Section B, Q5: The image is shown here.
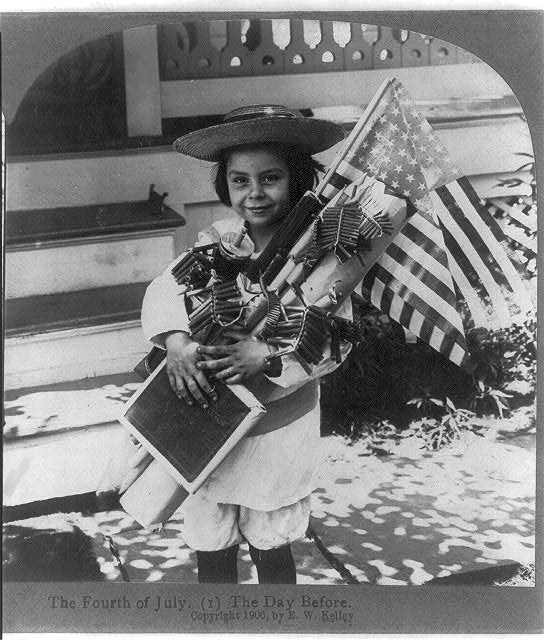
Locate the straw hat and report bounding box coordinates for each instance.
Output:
[174,104,344,161]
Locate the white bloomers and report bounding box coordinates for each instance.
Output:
[182,493,311,551]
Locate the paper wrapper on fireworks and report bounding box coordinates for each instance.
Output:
[292,194,408,313]
[120,459,189,531]
[248,187,410,338]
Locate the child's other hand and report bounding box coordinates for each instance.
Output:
[196,330,270,384]
[164,331,218,408]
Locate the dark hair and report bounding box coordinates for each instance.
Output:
[212,143,324,208]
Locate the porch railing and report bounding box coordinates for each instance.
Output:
[157,19,479,81]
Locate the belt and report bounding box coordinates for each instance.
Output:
[247,380,319,437]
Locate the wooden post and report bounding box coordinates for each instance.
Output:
[123,25,162,137]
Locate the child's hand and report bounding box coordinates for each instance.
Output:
[196,330,271,384]
[164,331,218,408]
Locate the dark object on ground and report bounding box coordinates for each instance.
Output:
[426,562,528,586]
[306,524,359,584]
[3,490,121,523]
[3,523,103,581]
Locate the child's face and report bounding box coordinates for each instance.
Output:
[226,148,291,232]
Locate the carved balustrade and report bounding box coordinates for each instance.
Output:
[158,20,479,81]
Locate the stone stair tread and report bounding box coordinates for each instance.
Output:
[5,282,149,336]
[4,371,143,439]
[6,198,185,246]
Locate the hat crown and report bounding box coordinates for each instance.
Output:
[223,104,300,124]
[174,103,344,161]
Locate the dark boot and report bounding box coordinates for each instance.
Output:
[248,543,296,584]
[196,544,239,583]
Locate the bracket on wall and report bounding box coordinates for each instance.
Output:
[148,184,169,216]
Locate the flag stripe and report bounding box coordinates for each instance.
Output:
[400,218,450,269]
[380,277,395,314]
[447,179,533,314]
[394,225,455,286]
[390,296,467,366]
[378,252,465,334]
[399,299,415,328]
[433,325,455,358]
[432,191,511,324]
[442,247,490,328]
[502,225,537,253]
[450,342,469,368]
[334,159,368,188]
[457,177,505,241]
[384,241,459,309]
[389,288,406,322]
[419,315,437,345]
[368,275,386,312]
[489,197,537,233]
[408,307,425,337]
[367,262,467,345]
[435,184,514,295]
[438,223,496,313]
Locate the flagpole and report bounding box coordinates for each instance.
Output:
[314,77,396,199]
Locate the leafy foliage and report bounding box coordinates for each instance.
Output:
[403,402,477,450]
[320,300,473,438]
[469,380,512,418]
[320,300,536,444]
[465,310,536,389]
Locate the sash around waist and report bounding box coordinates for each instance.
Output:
[247,380,319,437]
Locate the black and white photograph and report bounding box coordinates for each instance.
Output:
[2,8,542,634]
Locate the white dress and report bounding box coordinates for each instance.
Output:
[141,217,351,511]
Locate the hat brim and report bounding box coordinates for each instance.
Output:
[173,116,344,161]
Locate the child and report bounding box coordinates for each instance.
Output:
[141,104,351,584]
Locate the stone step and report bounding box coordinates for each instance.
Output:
[5,188,183,246]
[5,282,148,336]
[4,372,142,506]
[4,317,151,389]
[5,229,177,299]
[5,189,184,299]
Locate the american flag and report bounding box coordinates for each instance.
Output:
[317,78,533,367]
[431,178,533,327]
[319,78,460,214]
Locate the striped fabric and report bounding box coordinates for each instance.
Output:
[488,198,537,254]
[361,178,534,367]
[363,211,470,367]
[432,178,533,327]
